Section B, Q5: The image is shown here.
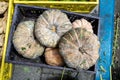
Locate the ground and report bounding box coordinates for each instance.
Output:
[112,0,120,80]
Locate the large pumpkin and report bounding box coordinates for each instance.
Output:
[59,28,100,70]
[35,9,72,48]
[13,20,44,59]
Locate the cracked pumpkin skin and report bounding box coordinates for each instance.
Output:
[59,28,100,70]
[13,20,44,59]
[35,9,72,48]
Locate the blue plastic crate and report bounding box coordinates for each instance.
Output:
[6,4,99,78]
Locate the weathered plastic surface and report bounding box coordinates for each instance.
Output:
[0,0,13,80]
[12,65,95,80]
[13,0,98,13]
[6,4,99,75]
[8,1,100,80]
[95,0,115,80]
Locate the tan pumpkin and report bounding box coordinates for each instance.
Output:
[35,9,72,48]
[0,10,8,59]
[45,48,64,66]
[0,2,8,14]
[59,28,100,70]
[0,11,7,34]
[72,18,93,33]
[0,34,4,47]
[13,20,44,59]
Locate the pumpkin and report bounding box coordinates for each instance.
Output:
[0,10,7,59]
[13,20,45,59]
[0,11,7,34]
[0,2,8,15]
[72,18,93,33]
[35,9,72,48]
[0,34,4,46]
[45,48,64,66]
[59,28,100,70]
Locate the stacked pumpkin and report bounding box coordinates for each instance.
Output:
[0,1,8,60]
[13,9,100,70]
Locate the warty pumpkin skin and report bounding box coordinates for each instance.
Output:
[13,20,45,59]
[35,9,72,48]
[59,28,100,70]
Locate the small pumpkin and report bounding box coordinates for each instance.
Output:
[72,18,93,33]
[45,48,64,66]
[13,20,45,59]
[35,9,72,48]
[59,28,100,70]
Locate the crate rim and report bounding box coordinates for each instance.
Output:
[15,3,100,19]
[13,0,99,13]
[6,59,96,74]
[14,0,99,4]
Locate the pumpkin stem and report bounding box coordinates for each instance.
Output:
[79,47,87,55]
[52,26,56,32]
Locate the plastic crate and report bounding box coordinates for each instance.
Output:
[6,4,99,76]
[13,0,99,13]
[0,0,13,80]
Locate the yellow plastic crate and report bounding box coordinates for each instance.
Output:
[0,0,13,80]
[13,0,98,13]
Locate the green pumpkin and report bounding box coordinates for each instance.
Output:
[35,9,72,48]
[59,28,100,70]
[13,20,45,59]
